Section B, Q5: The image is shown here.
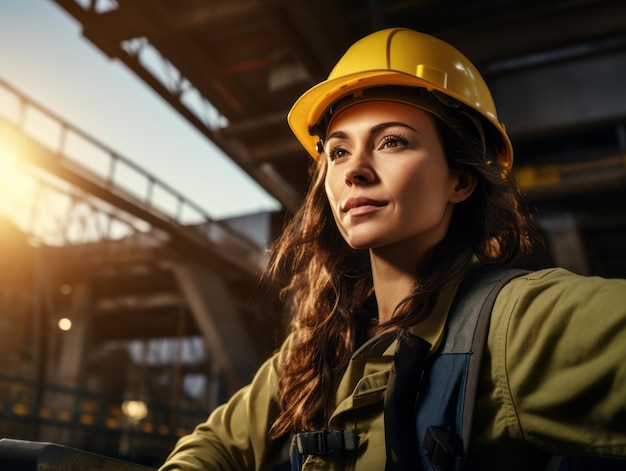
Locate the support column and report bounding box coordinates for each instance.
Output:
[41,281,91,443]
[170,260,260,393]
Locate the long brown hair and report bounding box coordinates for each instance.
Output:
[266,91,535,438]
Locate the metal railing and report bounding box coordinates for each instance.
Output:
[0,373,209,467]
[0,77,267,269]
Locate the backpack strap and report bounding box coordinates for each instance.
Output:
[456,265,529,457]
[385,331,432,471]
[422,264,529,470]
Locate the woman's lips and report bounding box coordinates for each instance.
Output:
[342,197,386,216]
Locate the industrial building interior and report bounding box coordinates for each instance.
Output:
[0,0,625,467]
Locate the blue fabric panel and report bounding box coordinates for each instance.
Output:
[415,353,470,470]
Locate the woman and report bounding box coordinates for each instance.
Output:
[158,28,626,471]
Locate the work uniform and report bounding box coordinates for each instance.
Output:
[158,268,626,470]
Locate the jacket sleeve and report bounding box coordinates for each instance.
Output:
[157,337,292,471]
[489,268,626,457]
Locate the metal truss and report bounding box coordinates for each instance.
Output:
[0,77,265,272]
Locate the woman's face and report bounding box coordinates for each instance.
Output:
[324,101,471,254]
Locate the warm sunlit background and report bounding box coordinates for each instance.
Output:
[0,0,280,231]
[0,2,285,466]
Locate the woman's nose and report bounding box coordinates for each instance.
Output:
[344,154,375,186]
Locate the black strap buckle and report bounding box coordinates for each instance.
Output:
[423,426,463,471]
[295,429,359,456]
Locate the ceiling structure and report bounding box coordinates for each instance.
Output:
[52,0,626,277]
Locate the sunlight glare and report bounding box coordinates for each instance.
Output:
[0,140,19,184]
[0,138,38,232]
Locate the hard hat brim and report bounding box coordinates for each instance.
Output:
[287,70,513,169]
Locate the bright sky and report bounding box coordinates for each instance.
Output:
[0,0,281,220]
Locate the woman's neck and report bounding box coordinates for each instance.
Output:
[369,248,424,324]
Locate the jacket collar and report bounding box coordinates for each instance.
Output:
[351,281,461,361]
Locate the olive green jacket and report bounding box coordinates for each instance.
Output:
[158,268,626,470]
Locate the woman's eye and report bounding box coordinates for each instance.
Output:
[327,146,348,161]
[380,134,409,150]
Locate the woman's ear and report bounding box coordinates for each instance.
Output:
[449,169,477,203]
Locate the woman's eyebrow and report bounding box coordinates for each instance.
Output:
[326,130,348,141]
[370,121,418,134]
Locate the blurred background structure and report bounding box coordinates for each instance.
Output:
[0,0,625,467]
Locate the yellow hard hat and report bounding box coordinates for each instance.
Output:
[288,27,513,169]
